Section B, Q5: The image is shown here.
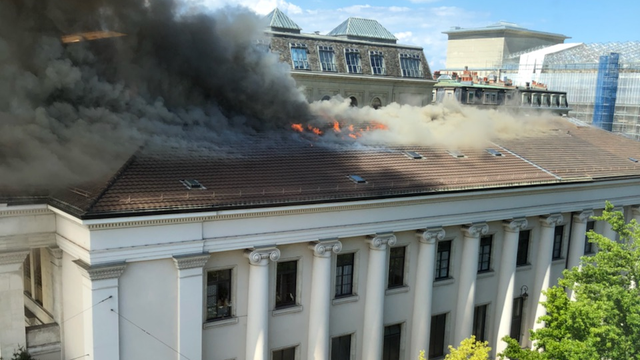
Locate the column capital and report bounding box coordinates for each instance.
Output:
[47,246,63,260]
[245,246,280,266]
[172,253,210,270]
[73,260,126,281]
[573,210,594,223]
[309,239,342,258]
[0,250,29,266]
[416,228,445,244]
[366,233,396,250]
[462,223,488,238]
[503,218,528,233]
[631,206,640,216]
[539,214,564,228]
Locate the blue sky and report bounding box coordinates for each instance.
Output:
[201,0,639,69]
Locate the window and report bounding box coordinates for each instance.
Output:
[429,314,446,358]
[552,226,564,259]
[435,241,451,280]
[467,92,475,104]
[371,97,382,110]
[478,236,492,273]
[473,304,488,342]
[331,334,352,360]
[276,261,297,308]
[254,39,270,53]
[388,247,406,288]
[483,92,498,104]
[345,49,361,74]
[516,230,530,266]
[206,269,232,321]
[510,297,524,342]
[400,53,422,78]
[335,253,355,298]
[273,347,296,360]
[584,221,596,254]
[383,324,401,360]
[290,44,309,70]
[370,51,385,75]
[319,46,336,72]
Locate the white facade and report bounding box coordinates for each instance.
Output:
[2,180,640,360]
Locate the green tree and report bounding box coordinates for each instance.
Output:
[499,202,640,360]
[11,346,36,360]
[445,336,491,360]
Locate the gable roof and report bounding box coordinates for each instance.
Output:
[327,17,397,43]
[265,8,301,33]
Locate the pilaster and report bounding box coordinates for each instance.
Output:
[0,251,29,360]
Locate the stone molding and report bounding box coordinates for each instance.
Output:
[172,253,210,270]
[309,239,342,258]
[47,246,63,260]
[245,246,281,265]
[462,223,489,238]
[539,213,564,228]
[502,218,528,233]
[366,233,397,250]
[416,228,445,244]
[73,260,126,281]
[631,206,640,216]
[0,250,30,266]
[573,210,594,223]
[0,207,52,218]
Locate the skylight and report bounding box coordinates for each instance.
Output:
[447,150,466,158]
[404,151,424,160]
[348,175,367,184]
[181,179,205,190]
[486,149,504,157]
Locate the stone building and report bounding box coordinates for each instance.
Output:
[264,9,436,107]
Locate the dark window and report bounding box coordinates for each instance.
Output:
[435,241,451,280]
[290,47,309,70]
[473,304,488,342]
[335,253,355,298]
[319,46,336,72]
[584,221,595,254]
[206,269,232,321]
[370,51,385,75]
[400,54,422,77]
[331,334,351,360]
[383,324,401,360]
[276,261,297,308]
[552,226,564,259]
[510,297,524,341]
[516,230,530,266]
[388,247,406,288]
[273,347,296,360]
[429,314,446,358]
[478,236,492,272]
[345,51,361,73]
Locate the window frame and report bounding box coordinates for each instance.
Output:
[516,230,531,266]
[289,43,310,70]
[205,267,234,322]
[335,252,355,298]
[275,260,298,309]
[272,346,297,360]
[344,49,362,74]
[435,240,452,280]
[369,51,385,75]
[399,53,422,78]
[510,297,524,342]
[387,246,406,289]
[429,313,447,358]
[477,235,493,273]
[318,45,337,72]
[472,304,489,342]
[331,333,353,360]
[382,323,402,360]
[584,221,596,254]
[552,225,565,260]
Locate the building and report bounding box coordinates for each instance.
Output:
[264,9,436,107]
[2,119,640,360]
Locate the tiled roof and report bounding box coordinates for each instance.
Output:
[327,18,397,41]
[264,8,301,31]
[4,119,638,219]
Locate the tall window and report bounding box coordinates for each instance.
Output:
[388,247,406,288]
[331,334,351,360]
[345,49,361,74]
[276,260,297,308]
[369,51,385,75]
[335,253,355,298]
[510,297,524,342]
[584,221,596,254]
[478,235,492,272]
[383,324,401,360]
[516,230,530,266]
[206,269,232,321]
[552,225,564,259]
[290,43,309,70]
[429,314,446,358]
[400,54,422,78]
[319,46,336,72]
[273,347,296,360]
[473,304,488,342]
[436,241,451,280]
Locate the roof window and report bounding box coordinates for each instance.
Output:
[404,151,424,160]
[447,150,466,158]
[181,179,205,190]
[348,175,367,184]
[486,148,504,157]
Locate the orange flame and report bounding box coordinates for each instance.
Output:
[332,121,341,132]
[291,123,304,132]
[308,125,323,135]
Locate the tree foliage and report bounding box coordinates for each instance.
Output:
[11,347,36,360]
[499,202,640,360]
[445,335,491,360]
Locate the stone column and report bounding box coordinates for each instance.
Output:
[74,260,126,360]
[362,233,396,360]
[173,253,211,360]
[454,223,488,346]
[410,228,445,360]
[567,210,594,270]
[531,214,563,333]
[47,247,64,324]
[494,218,527,356]
[0,251,29,360]
[632,206,640,224]
[245,247,280,360]
[307,239,342,360]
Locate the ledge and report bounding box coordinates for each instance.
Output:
[385,286,410,296]
[476,270,495,279]
[272,304,303,316]
[433,278,455,287]
[332,295,359,305]
[552,258,566,265]
[203,317,239,329]
[516,264,532,272]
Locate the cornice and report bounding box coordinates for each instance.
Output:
[462,223,489,238]
[172,253,210,270]
[0,250,30,266]
[309,239,342,258]
[73,260,126,281]
[416,228,445,244]
[0,207,53,218]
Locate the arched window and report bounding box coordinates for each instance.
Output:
[349,96,358,107]
[321,95,331,101]
[371,97,382,109]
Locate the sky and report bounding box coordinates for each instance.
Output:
[198,0,639,69]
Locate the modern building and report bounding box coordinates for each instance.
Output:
[2,119,640,360]
[264,9,436,107]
